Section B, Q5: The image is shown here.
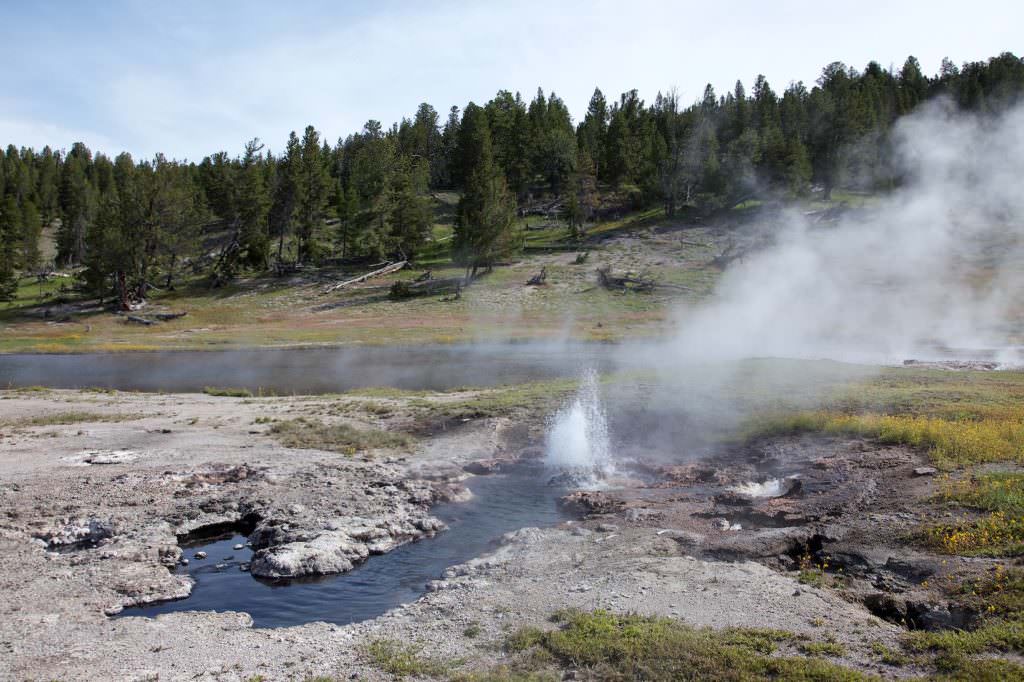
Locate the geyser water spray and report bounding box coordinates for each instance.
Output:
[544,368,614,483]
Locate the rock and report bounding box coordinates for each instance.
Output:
[558,491,625,515]
[664,530,704,546]
[863,593,908,624]
[249,531,371,579]
[715,518,731,531]
[194,551,207,560]
[624,507,663,522]
[596,523,618,533]
[707,527,815,561]
[233,543,244,550]
[906,601,979,631]
[884,557,939,582]
[714,491,753,506]
[913,466,938,476]
[40,518,115,548]
[180,558,189,566]
[463,459,504,475]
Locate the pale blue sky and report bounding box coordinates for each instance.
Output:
[1,0,1020,161]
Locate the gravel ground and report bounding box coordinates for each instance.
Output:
[0,389,910,680]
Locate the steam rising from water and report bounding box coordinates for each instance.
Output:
[545,369,614,483]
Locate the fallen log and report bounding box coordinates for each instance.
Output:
[324,261,407,293]
[152,311,188,321]
[123,315,156,326]
[596,267,655,293]
[390,276,464,300]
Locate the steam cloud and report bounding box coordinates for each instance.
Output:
[668,100,1024,367]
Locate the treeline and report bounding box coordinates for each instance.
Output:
[1,52,1022,302]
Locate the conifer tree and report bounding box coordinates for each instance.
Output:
[295,125,329,263]
[19,200,42,270]
[452,107,517,279]
[0,196,20,299]
[237,139,270,268]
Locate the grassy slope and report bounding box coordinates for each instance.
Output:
[0,204,721,353]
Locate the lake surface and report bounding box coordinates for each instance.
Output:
[0,342,635,394]
[118,471,572,628]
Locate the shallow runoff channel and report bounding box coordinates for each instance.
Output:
[120,472,572,628]
[0,342,641,394]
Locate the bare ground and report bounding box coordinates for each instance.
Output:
[0,388,973,680]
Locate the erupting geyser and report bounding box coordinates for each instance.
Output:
[544,369,614,484]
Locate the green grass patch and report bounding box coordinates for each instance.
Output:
[269,417,411,454]
[938,472,1024,515]
[800,640,847,657]
[904,618,1024,674]
[501,610,870,681]
[869,642,910,666]
[202,386,254,398]
[364,639,449,678]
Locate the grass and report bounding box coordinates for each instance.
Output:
[743,411,1024,470]
[924,473,1024,556]
[406,378,579,428]
[202,386,254,398]
[1,411,141,428]
[954,565,1024,619]
[937,472,1024,515]
[904,619,1024,673]
[0,205,705,353]
[364,639,449,678]
[736,367,1024,470]
[498,610,870,681]
[923,512,1024,557]
[869,642,910,666]
[799,640,847,657]
[268,417,411,454]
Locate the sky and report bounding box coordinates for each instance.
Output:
[1,0,1020,162]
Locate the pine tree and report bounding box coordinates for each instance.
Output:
[578,88,609,180]
[440,106,461,188]
[57,143,95,265]
[0,196,20,299]
[388,157,432,259]
[237,139,270,269]
[81,190,118,299]
[295,125,329,263]
[270,132,301,263]
[564,148,598,237]
[19,200,42,270]
[452,108,517,279]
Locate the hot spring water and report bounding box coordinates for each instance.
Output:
[120,369,617,627]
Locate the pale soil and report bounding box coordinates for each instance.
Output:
[0,389,911,681]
